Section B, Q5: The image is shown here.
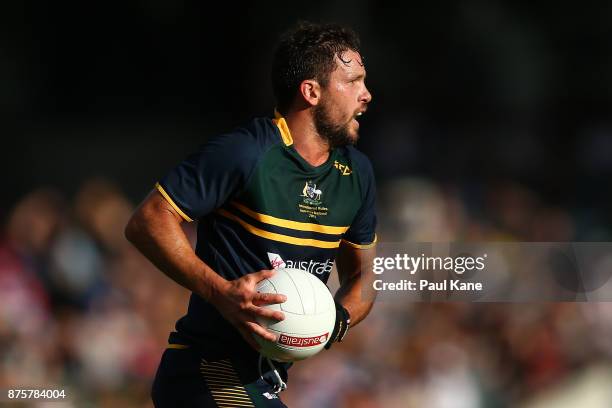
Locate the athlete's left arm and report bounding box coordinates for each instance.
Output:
[334,242,377,327]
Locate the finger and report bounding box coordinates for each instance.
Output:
[249,305,285,321]
[249,269,276,283]
[253,292,287,305]
[246,321,278,342]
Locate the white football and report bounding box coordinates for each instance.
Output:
[254,267,336,362]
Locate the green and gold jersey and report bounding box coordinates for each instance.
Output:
[157,112,377,347]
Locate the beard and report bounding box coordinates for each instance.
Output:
[313,99,358,148]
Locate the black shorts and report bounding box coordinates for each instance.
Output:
[151,343,290,408]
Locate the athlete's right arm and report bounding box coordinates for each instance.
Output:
[124,189,285,350]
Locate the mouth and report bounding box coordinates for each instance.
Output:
[352,109,366,127]
[354,107,367,120]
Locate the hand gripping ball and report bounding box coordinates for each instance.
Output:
[254,267,336,362]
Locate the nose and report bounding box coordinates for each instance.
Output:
[360,85,372,104]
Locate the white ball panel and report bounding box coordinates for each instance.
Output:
[254,267,336,362]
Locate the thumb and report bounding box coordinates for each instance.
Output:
[250,269,276,283]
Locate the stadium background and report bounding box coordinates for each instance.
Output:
[2,1,612,406]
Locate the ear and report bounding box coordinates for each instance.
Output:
[299,79,321,107]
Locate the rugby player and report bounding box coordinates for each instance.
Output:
[125,21,376,407]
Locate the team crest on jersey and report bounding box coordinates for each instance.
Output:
[301,181,323,206]
[298,181,329,219]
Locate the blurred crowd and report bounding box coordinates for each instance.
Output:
[2,177,612,407]
[285,177,612,408]
[0,180,190,407]
[3,0,611,406]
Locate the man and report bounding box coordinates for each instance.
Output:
[125,21,376,407]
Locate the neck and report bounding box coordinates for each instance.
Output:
[283,109,330,167]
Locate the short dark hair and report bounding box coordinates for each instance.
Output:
[271,21,361,114]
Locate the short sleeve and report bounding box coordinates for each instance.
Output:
[342,155,377,248]
[157,130,259,222]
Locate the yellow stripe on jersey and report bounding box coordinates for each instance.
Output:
[273,110,293,146]
[230,201,349,235]
[217,209,341,249]
[155,182,194,222]
[166,343,189,349]
[341,233,378,249]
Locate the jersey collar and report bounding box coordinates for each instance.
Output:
[273,110,294,146]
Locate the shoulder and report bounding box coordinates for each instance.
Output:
[188,117,282,174]
[336,145,375,181]
[208,117,281,154]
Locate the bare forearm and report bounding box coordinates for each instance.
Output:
[125,193,228,301]
[335,277,374,327]
[125,191,287,350]
[335,244,377,328]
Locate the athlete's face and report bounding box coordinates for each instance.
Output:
[314,49,372,147]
